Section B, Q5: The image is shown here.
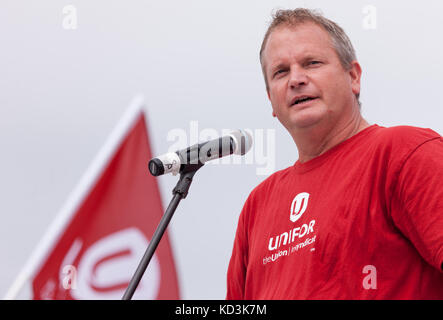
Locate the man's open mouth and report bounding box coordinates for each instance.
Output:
[291,96,318,106]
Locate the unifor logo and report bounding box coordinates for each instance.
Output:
[290,192,310,222]
[63,228,161,300]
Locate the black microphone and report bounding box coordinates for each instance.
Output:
[148,129,253,176]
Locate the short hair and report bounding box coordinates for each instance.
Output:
[259,8,361,106]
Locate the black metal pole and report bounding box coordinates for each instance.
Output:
[122,170,197,300]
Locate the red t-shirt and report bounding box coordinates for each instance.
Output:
[226,124,443,299]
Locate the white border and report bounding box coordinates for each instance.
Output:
[4,95,146,300]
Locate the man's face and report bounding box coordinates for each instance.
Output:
[262,22,361,132]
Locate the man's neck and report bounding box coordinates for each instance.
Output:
[292,114,370,164]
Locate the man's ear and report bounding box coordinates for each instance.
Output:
[349,60,362,97]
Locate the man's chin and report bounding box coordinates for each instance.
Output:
[285,103,327,126]
[286,112,325,130]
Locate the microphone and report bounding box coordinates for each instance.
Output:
[148,129,253,176]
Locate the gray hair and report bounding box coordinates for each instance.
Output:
[259,8,361,106]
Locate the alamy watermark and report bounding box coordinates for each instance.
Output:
[362,5,377,30]
[166,121,275,176]
[62,265,77,290]
[62,5,78,30]
[362,264,377,290]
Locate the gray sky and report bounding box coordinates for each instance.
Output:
[1,0,442,299]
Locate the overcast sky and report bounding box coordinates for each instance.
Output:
[1,0,442,299]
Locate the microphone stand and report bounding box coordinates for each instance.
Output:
[122,166,201,300]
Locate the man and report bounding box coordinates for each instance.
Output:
[226,8,443,299]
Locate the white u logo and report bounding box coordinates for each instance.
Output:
[290,192,310,222]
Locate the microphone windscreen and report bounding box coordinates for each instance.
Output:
[229,129,253,155]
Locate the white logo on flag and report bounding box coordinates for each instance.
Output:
[290,192,310,223]
[68,228,160,300]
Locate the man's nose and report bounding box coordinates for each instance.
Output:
[288,67,308,89]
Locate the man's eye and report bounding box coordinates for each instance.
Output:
[274,69,287,77]
[308,61,321,65]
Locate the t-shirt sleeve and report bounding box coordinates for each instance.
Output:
[391,136,443,272]
[226,195,252,300]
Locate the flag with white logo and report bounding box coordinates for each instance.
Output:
[5,96,180,300]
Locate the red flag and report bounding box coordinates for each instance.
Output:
[6,97,180,299]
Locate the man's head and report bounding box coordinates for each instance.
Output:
[260,9,362,132]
